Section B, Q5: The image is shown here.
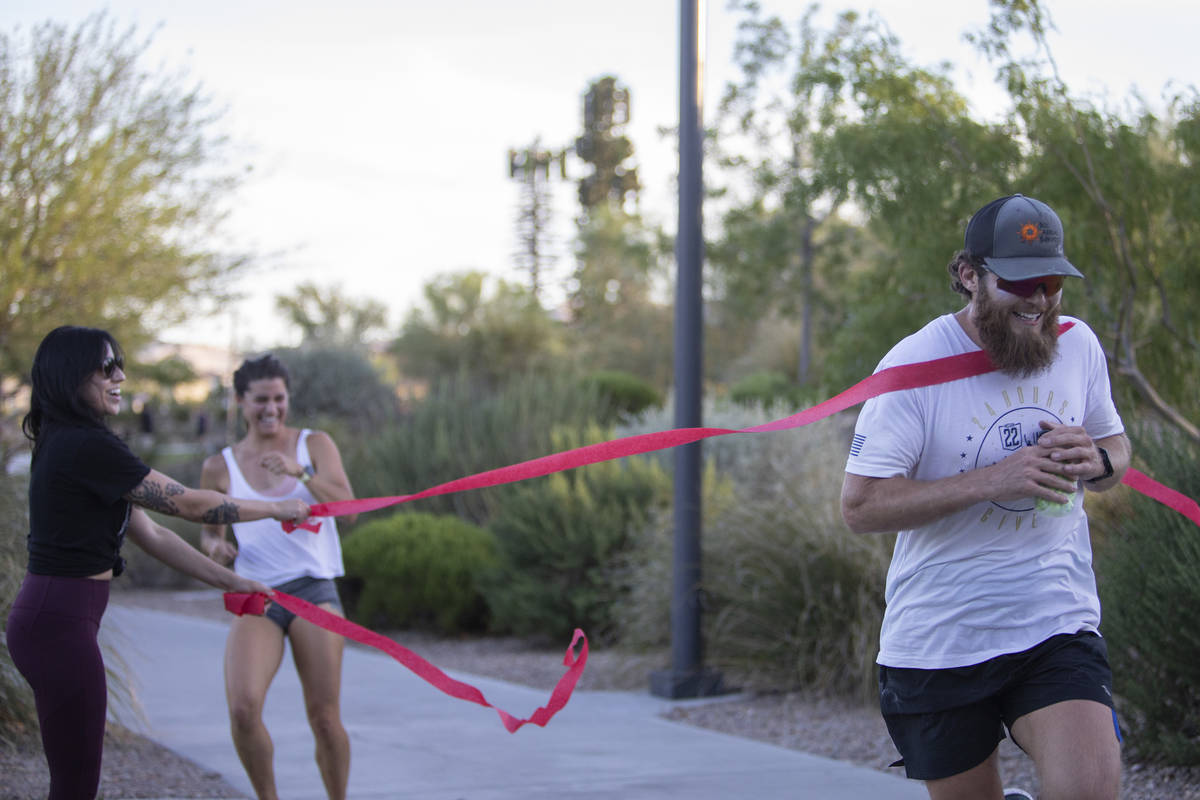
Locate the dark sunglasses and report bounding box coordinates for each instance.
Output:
[993,274,1065,299]
[100,355,125,378]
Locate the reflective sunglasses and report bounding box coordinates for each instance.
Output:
[100,355,125,378]
[993,274,1065,299]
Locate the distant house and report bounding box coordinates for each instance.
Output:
[139,341,238,405]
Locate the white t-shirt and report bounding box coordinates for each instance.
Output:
[845,314,1124,669]
[222,429,344,586]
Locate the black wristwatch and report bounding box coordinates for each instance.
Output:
[1086,446,1113,484]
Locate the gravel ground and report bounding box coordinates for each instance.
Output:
[3,587,1198,799]
[0,725,244,800]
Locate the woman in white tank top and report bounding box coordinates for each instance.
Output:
[200,354,358,800]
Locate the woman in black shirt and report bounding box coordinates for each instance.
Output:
[5,326,312,800]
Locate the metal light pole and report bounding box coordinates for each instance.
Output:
[650,0,724,700]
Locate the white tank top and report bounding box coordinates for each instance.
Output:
[221,429,343,586]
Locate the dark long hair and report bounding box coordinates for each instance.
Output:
[22,326,124,449]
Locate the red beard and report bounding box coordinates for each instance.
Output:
[973,282,1061,377]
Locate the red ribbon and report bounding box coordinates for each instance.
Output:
[1120,468,1200,527]
[284,328,1060,532]
[281,319,1196,533]
[224,591,267,616]
[223,590,587,733]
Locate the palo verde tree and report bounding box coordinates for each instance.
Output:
[790,7,1020,389]
[971,0,1200,442]
[391,271,565,389]
[708,3,856,388]
[764,0,1199,441]
[709,4,1019,392]
[274,281,389,347]
[0,14,250,391]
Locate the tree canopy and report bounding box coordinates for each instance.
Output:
[0,14,248,390]
[709,0,1199,440]
[275,282,389,347]
[972,0,1200,439]
[391,271,565,388]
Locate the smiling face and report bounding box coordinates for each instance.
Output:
[238,377,290,436]
[80,342,125,417]
[971,270,1062,377]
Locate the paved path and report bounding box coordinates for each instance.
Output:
[101,605,926,799]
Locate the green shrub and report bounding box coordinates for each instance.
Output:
[729,370,800,410]
[610,460,735,650]
[341,511,497,633]
[481,425,671,643]
[614,400,886,701]
[0,472,38,745]
[350,373,611,526]
[1097,422,1200,763]
[273,344,399,434]
[581,370,662,419]
[703,482,889,702]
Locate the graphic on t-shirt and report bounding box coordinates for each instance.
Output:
[973,405,1065,513]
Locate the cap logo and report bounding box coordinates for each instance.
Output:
[1019,222,1040,242]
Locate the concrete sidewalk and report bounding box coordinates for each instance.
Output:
[100,605,926,799]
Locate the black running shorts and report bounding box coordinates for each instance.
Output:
[879,632,1119,780]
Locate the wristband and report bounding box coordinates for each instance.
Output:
[1086,446,1113,484]
[299,464,314,483]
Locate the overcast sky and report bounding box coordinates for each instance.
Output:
[3,0,1196,351]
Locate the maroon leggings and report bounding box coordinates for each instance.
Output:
[6,573,110,800]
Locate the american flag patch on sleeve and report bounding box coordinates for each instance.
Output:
[850,433,866,457]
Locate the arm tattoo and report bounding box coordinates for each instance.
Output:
[201,501,241,525]
[128,479,185,515]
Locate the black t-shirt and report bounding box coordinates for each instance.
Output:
[27,424,151,577]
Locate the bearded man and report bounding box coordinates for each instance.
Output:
[841,194,1130,800]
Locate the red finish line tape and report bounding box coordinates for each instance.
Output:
[284,328,1052,533]
[223,590,587,733]
[1120,467,1200,527]
[278,316,1190,532]
[281,319,1196,533]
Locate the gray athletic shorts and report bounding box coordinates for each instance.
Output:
[265,575,342,633]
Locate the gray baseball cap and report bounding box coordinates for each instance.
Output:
[964,194,1084,280]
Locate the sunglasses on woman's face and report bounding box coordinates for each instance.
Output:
[994,274,1065,298]
[100,356,125,379]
